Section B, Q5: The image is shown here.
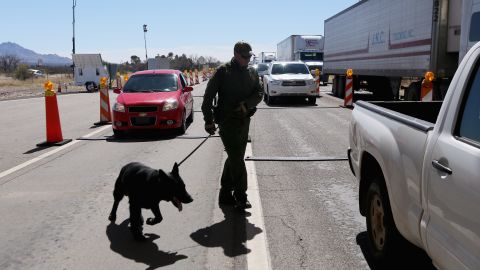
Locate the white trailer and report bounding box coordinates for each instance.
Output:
[147,57,170,70]
[258,52,276,63]
[323,0,480,100]
[73,54,108,92]
[277,35,326,83]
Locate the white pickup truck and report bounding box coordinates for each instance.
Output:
[348,41,480,269]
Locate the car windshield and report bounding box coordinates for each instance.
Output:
[123,74,178,93]
[271,63,309,75]
[257,64,269,72]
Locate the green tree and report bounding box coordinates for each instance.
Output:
[130,55,141,65]
[14,64,32,80]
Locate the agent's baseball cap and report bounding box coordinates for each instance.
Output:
[234,41,254,57]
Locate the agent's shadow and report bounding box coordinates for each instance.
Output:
[107,219,187,270]
[190,205,263,257]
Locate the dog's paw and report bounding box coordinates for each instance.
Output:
[146,217,162,225]
[108,214,116,222]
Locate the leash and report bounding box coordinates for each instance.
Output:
[177,134,213,166]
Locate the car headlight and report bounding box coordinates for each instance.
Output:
[306,79,316,85]
[113,102,125,112]
[162,99,179,111]
[270,80,282,85]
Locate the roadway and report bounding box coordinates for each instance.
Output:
[0,82,433,269]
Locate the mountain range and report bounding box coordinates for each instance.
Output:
[0,42,72,66]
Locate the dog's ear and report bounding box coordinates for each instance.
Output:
[172,162,179,176]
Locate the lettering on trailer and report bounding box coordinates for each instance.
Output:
[392,29,414,41]
[372,31,386,45]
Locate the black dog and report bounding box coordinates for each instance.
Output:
[108,162,193,241]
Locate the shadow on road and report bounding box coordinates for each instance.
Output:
[106,219,187,270]
[263,96,322,108]
[356,231,436,270]
[190,205,262,257]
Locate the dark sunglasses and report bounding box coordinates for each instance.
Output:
[240,54,252,60]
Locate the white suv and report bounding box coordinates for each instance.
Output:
[263,61,317,105]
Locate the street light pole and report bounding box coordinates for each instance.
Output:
[143,24,148,63]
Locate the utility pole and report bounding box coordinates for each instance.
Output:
[143,24,148,63]
[72,0,76,55]
[72,0,76,78]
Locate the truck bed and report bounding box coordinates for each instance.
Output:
[355,101,442,131]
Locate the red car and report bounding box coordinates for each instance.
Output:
[112,69,194,136]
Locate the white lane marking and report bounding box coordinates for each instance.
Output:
[246,143,272,270]
[0,125,111,180]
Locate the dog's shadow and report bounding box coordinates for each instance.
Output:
[106,219,187,270]
[190,205,263,257]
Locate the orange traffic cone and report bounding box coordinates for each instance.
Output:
[37,81,72,147]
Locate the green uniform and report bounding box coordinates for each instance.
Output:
[201,58,263,197]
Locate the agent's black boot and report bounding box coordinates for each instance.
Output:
[219,189,236,205]
[234,193,252,210]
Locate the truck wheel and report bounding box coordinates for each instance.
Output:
[405,82,420,101]
[366,177,405,264]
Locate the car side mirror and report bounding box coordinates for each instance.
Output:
[184,86,193,92]
[113,87,122,94]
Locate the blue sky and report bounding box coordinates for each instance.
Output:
[1,0,357,63]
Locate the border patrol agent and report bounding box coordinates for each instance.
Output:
[201,41,264,210]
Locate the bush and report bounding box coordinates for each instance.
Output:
[14,64,32,80]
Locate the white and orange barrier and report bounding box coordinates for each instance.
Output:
[344,69,353,108]
[189,71,194,86]
[315,68,321,95]
[94,77,112,125]
[421,71,434,101]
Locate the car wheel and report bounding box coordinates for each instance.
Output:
[308,97,316,105]
[113,129,124,138]
[266,88,274,105]
[186,108,194,123]
[178,111,187,135]
[85,82,95,92]
[366,177,407,264]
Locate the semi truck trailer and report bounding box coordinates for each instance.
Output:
[323,0,480,100]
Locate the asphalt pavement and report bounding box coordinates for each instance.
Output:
[0,83,434,269]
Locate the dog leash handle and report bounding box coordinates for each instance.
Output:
[177,135,212,167]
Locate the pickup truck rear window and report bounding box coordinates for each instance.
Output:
[457,61,480,144]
